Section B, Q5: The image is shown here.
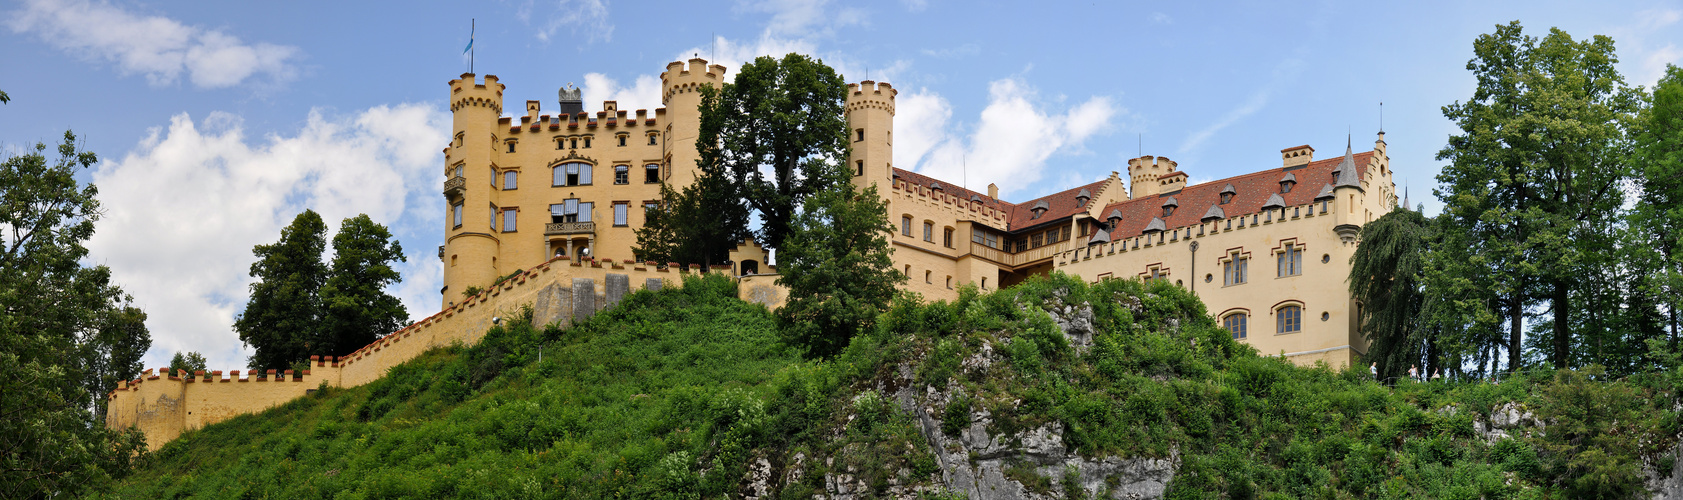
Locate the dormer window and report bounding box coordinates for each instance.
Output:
[1161,196,1178,218]
[1106,209,1123,231]
[1220,184,1237,204]
[1163,206,1175,217]
[1279,172,1297,194]
[1075,188,1092,207]
[1029,200,1050,220]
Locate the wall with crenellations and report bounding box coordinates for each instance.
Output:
[105,253,758,450]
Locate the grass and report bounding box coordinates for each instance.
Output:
[99,272,1680,499]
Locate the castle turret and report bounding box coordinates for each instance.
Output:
[846,80,897,191]
[441,73,506,307]
[1127,155,1179,198]
[660,58,728,190]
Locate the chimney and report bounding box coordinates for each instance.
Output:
[526,100,540,121]
[987,183,999,199]
[1282,145,1314,168]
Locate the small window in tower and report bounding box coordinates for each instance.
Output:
[618,135,627,147]
[583,138,591,148]
[507,141,516,153]
[855,160,864,176]
[924,270,931,284]
[614,165,629,185]
[648,134,658,146]
[855,128,865,142]
[645,164,661,183]
[452,203,463,229]
[570,138,578,149]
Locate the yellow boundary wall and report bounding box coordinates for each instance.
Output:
[104,255,772,450]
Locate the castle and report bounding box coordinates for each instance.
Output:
[106,57,1395,449]
[440,57,1396,366]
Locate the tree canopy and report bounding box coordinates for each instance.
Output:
[0,130,149,497]
[236,210,328,371]
[321,214,408,357]
[1350,208,1434,380]
[775,167,904,358]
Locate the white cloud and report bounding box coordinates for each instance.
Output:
[533,0,613,44]
[581,73,665,113]
[902,0,928,13]
[897,79,1120,198]
[739,0,867,39]
[1611,9,1683,87]
[87,105,449,371]
[1150,12,1172,24]
[1179,89,1270,155]
[8,0,298,89]
[921,43,980,59]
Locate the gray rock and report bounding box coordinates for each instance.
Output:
[605,273,629,309]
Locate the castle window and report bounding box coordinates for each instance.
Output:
[1277,305,1302,334]
[570,138,578,149]
[501,209,517,232]
[946,276,953,289]
[1221,193,1232,204]
[904,265,911,277]
[943,227,954,248]
[583,138,592,148]
[648,133,658,146]
[454,132,464,148]
[1224,313,1247,339]
[614,165,629,184]
[452,203,463,229]
[1031,232,1044,248]
[855,128,865,142]
[613,202,628,226]
[902,216,912,236]
[503,171,518,190]
[553,162,592,186]
[645,164,661,183]
[490,203,497,229]
[972,228,998,249]
[1278,244,1302,277]
[923,221,933,242]
[925,270,932,284]
[1163,206,1175,217]
[856,160,865,176]
[617,135,627,147]
[453,165,464,178]
[644,201,659,217]
[507,141,516,153]
[1223,252,1248,286]
[551,199,593,223]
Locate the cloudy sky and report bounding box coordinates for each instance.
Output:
[2,0,1678,370]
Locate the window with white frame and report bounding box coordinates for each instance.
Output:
[550,199,593,223]
[503,171,518,190]
[501,209,517,232]
[553,162,592,186]
[613,202,628,226]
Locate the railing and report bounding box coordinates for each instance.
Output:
[966,241,1066,268]
[443,176,466,199]
[968,241,1008,264]
[544,221,596,235]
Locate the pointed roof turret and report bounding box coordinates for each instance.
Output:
[1331,135,1362,189]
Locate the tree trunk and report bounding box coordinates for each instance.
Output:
[1553,279,1569,369]
[1509,293,1524,374]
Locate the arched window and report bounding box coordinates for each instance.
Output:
[1278,243,1303,277]
[1277,305,1302,334]
[553,162,592,186]
[1224,313,1247,339]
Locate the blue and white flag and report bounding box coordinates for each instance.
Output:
[464,22,474,54]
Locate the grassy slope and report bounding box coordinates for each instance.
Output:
[102,273,1677,499]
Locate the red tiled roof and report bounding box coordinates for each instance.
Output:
[892,168,1016,214]
[1004,178,1109,232]
[1096,150,1375,240]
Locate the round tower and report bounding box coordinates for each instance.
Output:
[441,73,505,308]
[845,81,897,192]
[660,58,728,190]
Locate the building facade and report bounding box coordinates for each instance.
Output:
[440,57,1396,367]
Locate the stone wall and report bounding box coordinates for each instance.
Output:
[105,255,759,450]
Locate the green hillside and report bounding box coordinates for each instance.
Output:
[101,273,1680,499]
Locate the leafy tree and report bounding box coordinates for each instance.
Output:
[1349,208,1434,380]
[698,53,850,251]
[1632,64,1683,346]
[634,168,751,267]
[168,351,208,375]
[320,214,408,357]
[0,131,147,498]
[776,168,904,358]
[1436,21,1641,370]
[236,210,327,371]
[85,306,150,416]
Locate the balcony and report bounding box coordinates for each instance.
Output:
[544,221,596,235]
[442,176,466,200]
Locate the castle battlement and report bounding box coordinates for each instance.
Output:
[846,81,897,114]
[661,58,728,105]
[449,73,505,115]
[891,177,1009,227]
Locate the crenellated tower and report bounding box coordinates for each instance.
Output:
[660,58,728,190]
[846,80,897,192]
[1127,155,1180,199]
[441,73,506,304]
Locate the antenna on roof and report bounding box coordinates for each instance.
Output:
[1380,101,1385,134]
[962,154,968,193]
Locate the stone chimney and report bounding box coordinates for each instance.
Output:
[988,183,999,199]
[1282,145,1314,168]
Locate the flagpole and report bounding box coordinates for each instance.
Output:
[470,19,475,74]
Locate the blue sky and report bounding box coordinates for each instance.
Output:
[2,0,1678,370]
